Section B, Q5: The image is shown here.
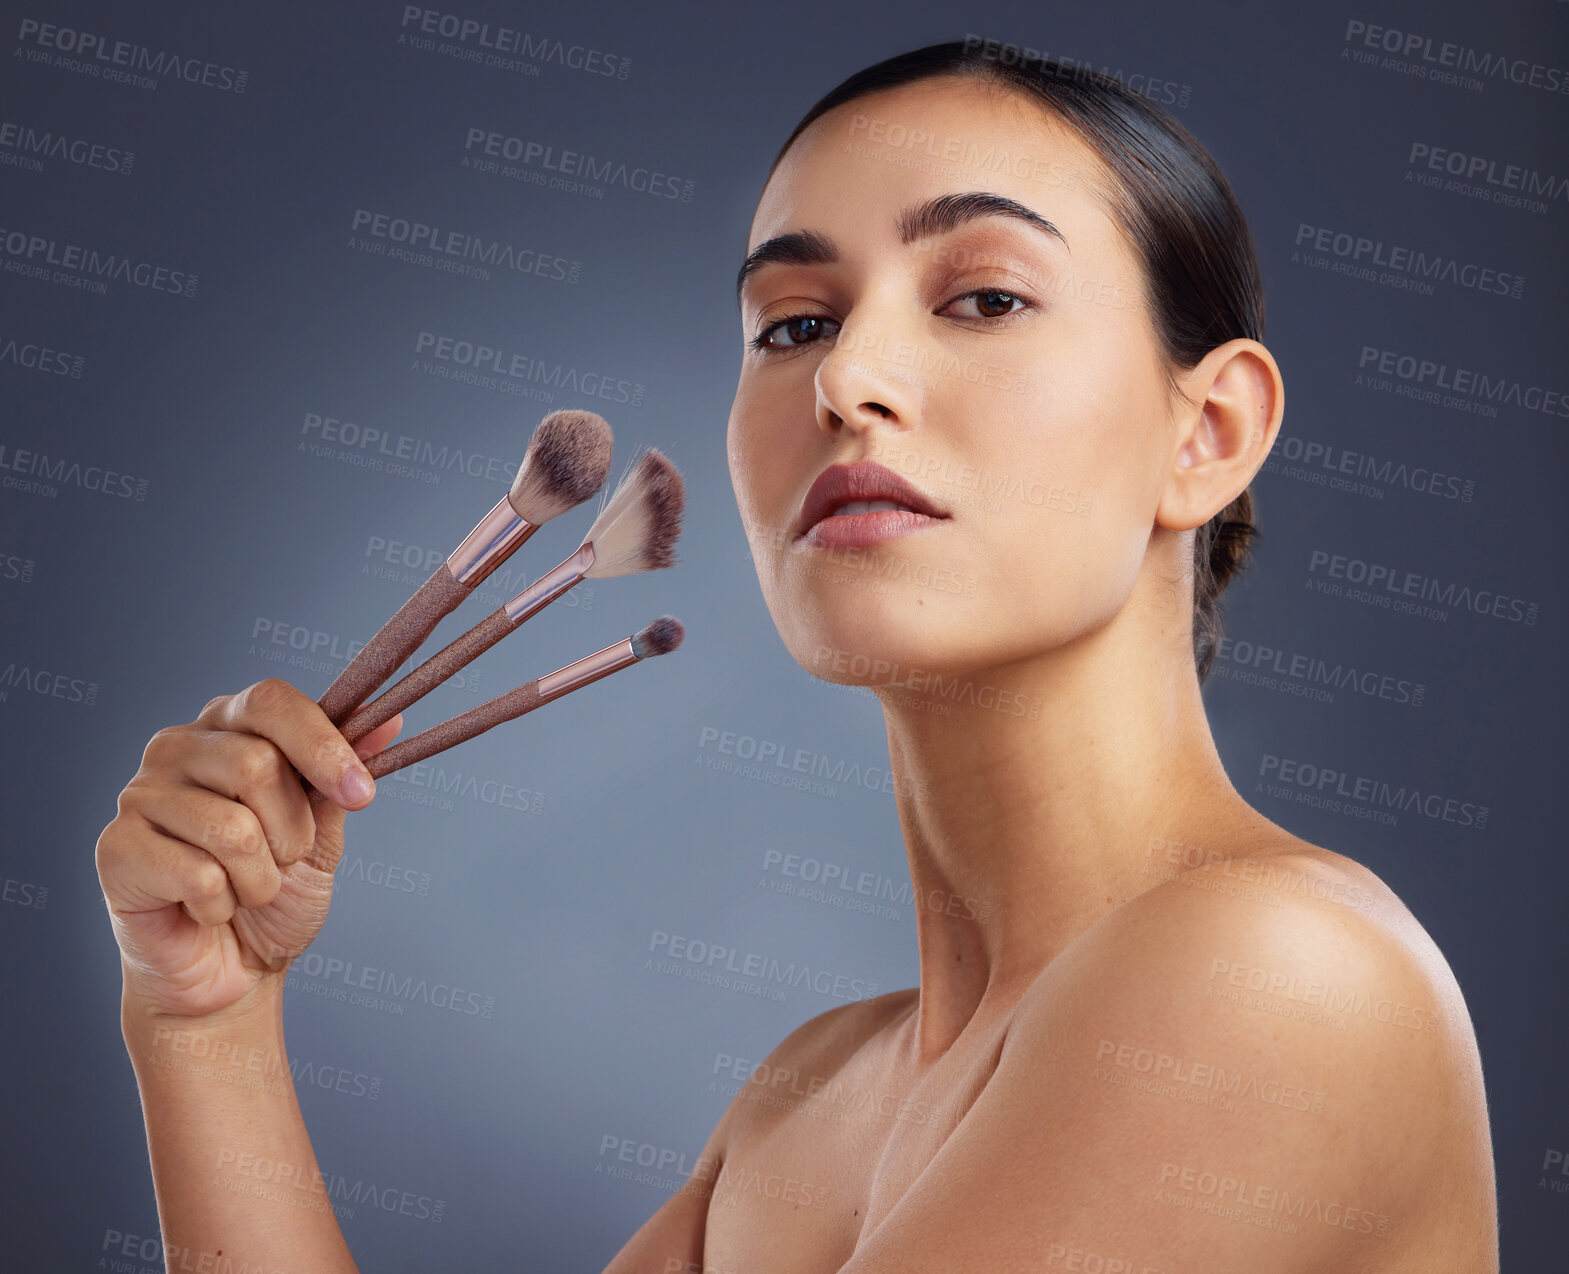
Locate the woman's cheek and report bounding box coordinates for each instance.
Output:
[732,381,789,481]
[728,406,771,531]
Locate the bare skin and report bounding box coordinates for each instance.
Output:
[98,74,1498,1273]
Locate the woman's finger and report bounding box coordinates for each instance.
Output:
[120,782,284,911]
[99,810,242,929]
[154,728,318,868]
[352,713,404,760]
[198,678,376,810]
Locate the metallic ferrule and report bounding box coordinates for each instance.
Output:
[537,637,638,702]
[503,542,596,625]
[446,496,538,586]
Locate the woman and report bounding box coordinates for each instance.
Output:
[96,39,1499,1272]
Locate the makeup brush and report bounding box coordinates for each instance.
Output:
[337,448,684,745]
[361,615,685,779]
[316,409,614,725]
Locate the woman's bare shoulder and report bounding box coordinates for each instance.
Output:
[1071,832,1487,1087]
[786,838,1500,1272]
[1135,834,1476,1022]
[705,988,918,1146]
[997,833,1497,1269]
[743,987,919,1080]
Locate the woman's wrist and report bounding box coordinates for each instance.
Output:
[122,968,290,1079]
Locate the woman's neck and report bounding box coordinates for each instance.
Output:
[879,600,1265,1063]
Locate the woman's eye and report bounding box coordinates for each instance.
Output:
[750,289,1029,354]
[751,314,839,352]
[942,289,1028,320]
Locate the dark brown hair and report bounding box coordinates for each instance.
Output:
[761,39,1264,683]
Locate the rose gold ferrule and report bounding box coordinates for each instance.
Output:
[446,496,539,587]
[537,637,638,702]
[503,542,596,625]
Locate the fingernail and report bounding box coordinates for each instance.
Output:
[340,766,374,806]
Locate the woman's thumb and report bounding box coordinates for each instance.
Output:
[300,713,399,874]
[304,789,350,874]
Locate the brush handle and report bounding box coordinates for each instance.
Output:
[360,631,644,778]
[337,547,591,744]
[340,606,514,744]
[363,679,546,778]
[308,632,652,796]
[316,566,469,725]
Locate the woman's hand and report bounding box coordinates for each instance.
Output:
[96,677,403,1021]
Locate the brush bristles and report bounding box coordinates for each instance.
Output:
[632,615,684,659]
[581,448,685,579]
[508,410,614,524]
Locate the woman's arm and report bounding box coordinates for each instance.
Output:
[122,984,358,1272]
[96,678,402,1271]
[599,1129,724,1274]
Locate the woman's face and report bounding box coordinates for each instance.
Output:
[728,77,1186,686]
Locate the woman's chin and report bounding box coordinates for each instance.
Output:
[778,606,987,688]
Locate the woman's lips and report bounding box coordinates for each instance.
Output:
[801,506,946,550]
[794,460,951,549]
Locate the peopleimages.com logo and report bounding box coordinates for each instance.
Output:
[14,17,249,92]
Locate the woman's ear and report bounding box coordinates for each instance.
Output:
[1156,338,1284,533]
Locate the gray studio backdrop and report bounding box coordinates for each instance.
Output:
[1,0,1565,1268]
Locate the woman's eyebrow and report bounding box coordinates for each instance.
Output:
[735,191,1069,305]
